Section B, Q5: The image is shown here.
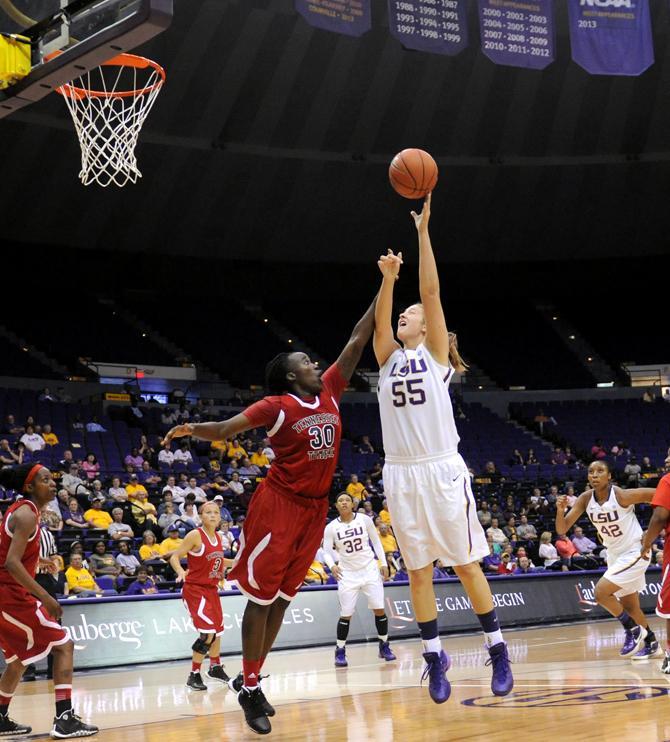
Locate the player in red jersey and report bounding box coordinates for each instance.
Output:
[163,295,377,735]
[641,453,670,671]
[169,501,234,691]
[0,464,98,739]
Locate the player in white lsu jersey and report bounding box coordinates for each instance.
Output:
[556,459,658,658]
[373,193,512,705]
[323,492,396,667]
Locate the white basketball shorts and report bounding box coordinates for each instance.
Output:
[338,561,385,616]
[383,452,488,571]
[603,547,649,599]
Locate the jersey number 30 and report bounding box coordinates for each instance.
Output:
[308,424,335,450]
[391,379,426,407]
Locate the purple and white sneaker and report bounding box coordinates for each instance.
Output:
[632,640,660,661]
[334,647,348,667]
[620,626,647,658]
[421,650,451,704]
[378,642,396,662]
[486,642,513,696]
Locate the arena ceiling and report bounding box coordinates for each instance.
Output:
[3,0,670,264]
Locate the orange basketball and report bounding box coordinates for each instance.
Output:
[389,148,438,199]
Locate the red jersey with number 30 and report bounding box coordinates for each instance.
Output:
[0,499,40,592]
[243,364,348,499]
[186,528,227,587]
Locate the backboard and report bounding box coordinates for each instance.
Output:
[0,0,172,118]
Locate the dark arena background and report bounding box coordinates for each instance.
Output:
[0,1,669,740]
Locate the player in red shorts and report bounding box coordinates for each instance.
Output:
[641,453,670,672]
[169,501,233,691]
[0,464,98,738]
[163,295,376,735]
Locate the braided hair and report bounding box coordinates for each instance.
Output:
[265,353,293,395]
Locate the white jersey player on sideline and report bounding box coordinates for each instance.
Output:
[556,460,658,659]
[323,492,396,667]
[372,193,512,705]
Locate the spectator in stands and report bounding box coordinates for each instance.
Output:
[379,499,392,527]
[516,515,538,541]
[176,401,190,423]
[526,449,538,465]
[181,477,206,503]
[158,443,174,467]
[641,456,655,476]
[503,495,517,521]
[81,453,100,481]
[303,556,328,585]
[590,440,607,460]
[86,416,107,433]
[108,508,134,540]
[41,506,63,534]
[20,424,45,453]
[212,494,233,526]
[227,438,247,461]
[84,496,113,530]
[65,553,102,596]
[218,520,235,557]
[2,414,23,435]
[64,498,88,530]
[483,461,499,479]
[663,389,670,404]
[38,387,56,402]
[497,551,516,575]
[482,540,502,573]
[224,471,242,498]
[54,489,70,520]
[546,485,560,508]
[393,557,408,582]
[133,490,158,524]
[62,464,91,498]
[115,539,140,576]
[138,460,161,487]
[124,447,144,470]
[514,556,539,575]
[238,456,261,479]
[656,551,664,568]
[377,523,398,558]
[477,501,492,528]
[432,559,449,580]
[57,449,74,472]
[551,447,567,466]
[487,518,506,545]
[503,517,517,542]
[41,424,59,446]
[565,485,578,508]
[571,526,598,557]
[539,532,566,571]
[357,435,375,454]
[346,474,366,501]
[139,531,163,562]
[138,434,155,461]
[489,502,503,521]
[173,441,193,465]
[161,408,178,426]
[108,477,127,503]
[250,445,271,471]
[158,502,182,536]
[509,449,525,466]
[514,546,534,566]
[624,457,642,488]
[162,474,184,504]
[126,473,148,501]
[89,540,121,583]
[0,439,20,465]
[556,534,598,570]
[125,566,159,595]
[159,526,184,559]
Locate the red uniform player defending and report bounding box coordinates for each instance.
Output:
[641,453,670,671]
[169,501,233,690]
[0,464,97,738]
[163,294,377,735]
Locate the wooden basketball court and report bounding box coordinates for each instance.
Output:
[12,619,670,740]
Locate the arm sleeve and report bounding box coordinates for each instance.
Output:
[321,364,348,402]
[652,475,670,509]
[365,517,388,567]
[243,397,282,430]
[322,523,338,569]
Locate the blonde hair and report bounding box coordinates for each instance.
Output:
[411,304,469,374]
[540,531,552,544]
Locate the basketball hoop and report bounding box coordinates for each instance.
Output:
[54,52,165,187]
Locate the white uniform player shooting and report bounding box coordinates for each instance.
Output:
[323,493,396,667]
[556,459,658,659]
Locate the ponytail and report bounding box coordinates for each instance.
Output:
[448,332,468,374]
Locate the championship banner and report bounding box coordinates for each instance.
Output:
[295,0,371,37]
[477,0,555,70]
[567,0,654,76]
[388,0,468,57]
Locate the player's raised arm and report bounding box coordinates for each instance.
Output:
[334,294,379,382]
[615,486,657,507]
[412,193,449,366]
[162,412,251,447]
[555,492,589,536]
[373,250,403,367]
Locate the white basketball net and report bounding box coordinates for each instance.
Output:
[57,56,164,188]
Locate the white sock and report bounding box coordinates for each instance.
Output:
[422,637,442,654]
[378,634,388,643]
[484,630,504,648]
[336,640,346,649]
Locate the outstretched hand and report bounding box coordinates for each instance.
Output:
[161,424,192,447]
[377,249,403,281]
[411,192,431,233]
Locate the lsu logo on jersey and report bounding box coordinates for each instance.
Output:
[389,357,427,378]
[337,525,364,540]
[591,511,618,524]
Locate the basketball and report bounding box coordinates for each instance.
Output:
[389,148,438,199]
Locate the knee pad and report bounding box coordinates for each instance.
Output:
[191,634,213,654]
